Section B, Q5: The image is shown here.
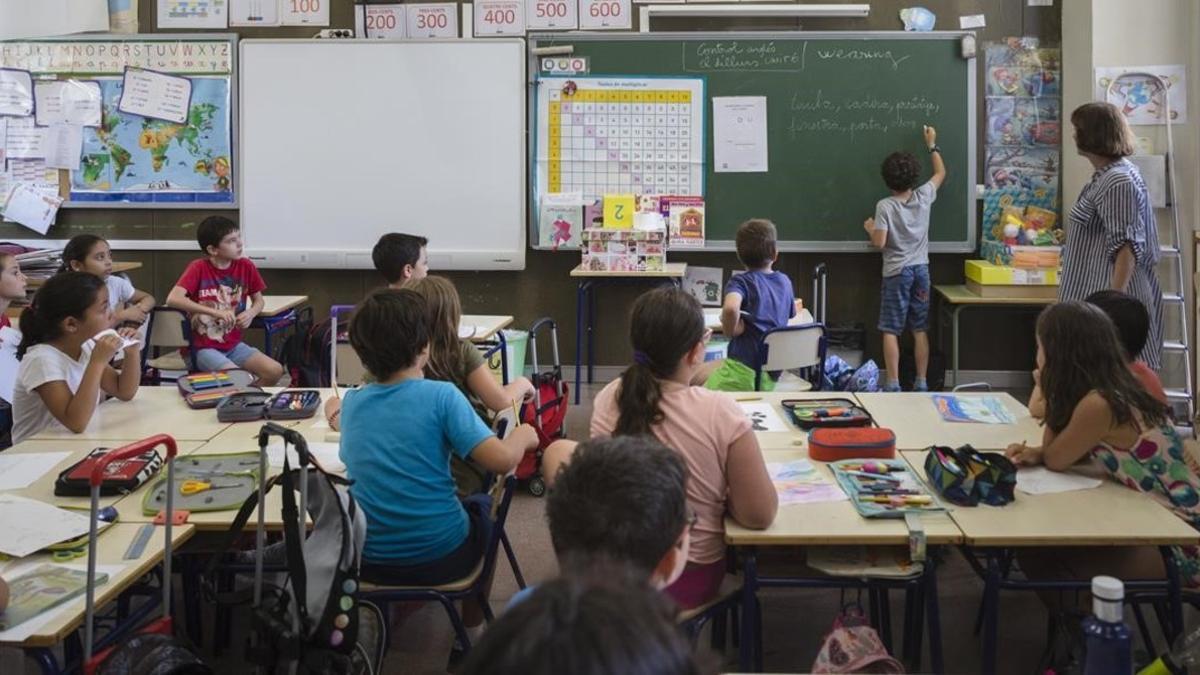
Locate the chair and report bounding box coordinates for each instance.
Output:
[952,382,992,392]
[678,574,748,655]
[329,304,367,387]
[141,307,197,383]
[360,474,522,654]
[754,323,827,392]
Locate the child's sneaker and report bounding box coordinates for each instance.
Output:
[913,378,928,392]
[883,381,902,393]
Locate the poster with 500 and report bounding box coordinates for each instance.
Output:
[526,0,578,29]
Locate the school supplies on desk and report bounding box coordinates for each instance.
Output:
[931,394,1016,425]
[177,369,259,409]
[141,453,260,515]
[766,460,848,506]
[0,564,107,631]
[0,494,94,557]
[830,459,944,519]
[54,447,162,497]
[216,389,322,423]
[1016,465,1102,495]
[808,428,896,462]
[782,398,872,429]
[923,445,1017,507]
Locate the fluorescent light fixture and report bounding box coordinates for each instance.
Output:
[640,3,870,31]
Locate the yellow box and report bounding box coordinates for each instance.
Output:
[965,260,1059,286]
[603,194,636,229]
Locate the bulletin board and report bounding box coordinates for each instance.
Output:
[0,34,237,209]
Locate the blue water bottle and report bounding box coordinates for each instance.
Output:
[1083,576,1133,675]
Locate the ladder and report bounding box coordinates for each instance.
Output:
[1109,73,1194,429]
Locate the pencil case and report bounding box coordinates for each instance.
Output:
[809,427,896,462]
[923,445,1017,507]
[216,389,322,423]
[54,447,162,496]
[178,369,259,409]
[782,398,872,429]
[830,459,944,519]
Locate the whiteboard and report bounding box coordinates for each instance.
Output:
[239,39,526,270]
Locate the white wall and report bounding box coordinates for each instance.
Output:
[1062,0,1198,405]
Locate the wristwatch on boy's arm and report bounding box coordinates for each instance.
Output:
[928,145,941,154]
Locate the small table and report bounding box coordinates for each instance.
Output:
[933,285,1054,388]
[856,392,1043,452]
[28,387,233,443]
[251,295,310,361]
[25,262,143,290]
[460,315,514,341]
[570,263,688,404]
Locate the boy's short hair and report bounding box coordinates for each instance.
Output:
[881,151,921,192]
[546,436,688,578]
[197,215,239,253]
[734,219,778,269]
[1071,102,1136,159]
[372,233,428,284]
[1086,290,1150,360]
[349,288,429,379]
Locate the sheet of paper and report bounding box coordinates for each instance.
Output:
[0,562,122,642]
[406,3,459,38]
[5,117,45,159]
[713,96,768,173]
[157,0,229,28]
[931,395,1016,425]
[109,0,141,33]
[0,69,34,117]
[356,3,407,37]
[0,322,17,404]
[2,183,62,235]
[738,401,789,433]
[0,117,6,166]
[265,440,345,473]
[281,0,329,25]
[34,80,103,127]
[0,494,93,557]
[0,1,110,40]
[458,325,482,339]
[1016,466,1103,495]
[959,14,986,29]
[43,124,83,171]
[230,0,280,26]
[685,266,724,307]
[118,68,192,124]
[86,328,140,352]
[0,452,70,491]
[767,460,848,505]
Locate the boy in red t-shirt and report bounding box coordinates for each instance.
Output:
[166,216,283,385]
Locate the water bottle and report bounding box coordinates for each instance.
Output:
[1083,576,1133,675]
[1137,623,1200,675]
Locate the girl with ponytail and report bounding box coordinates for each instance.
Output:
[12,272,141,444]
[590,287,777,609]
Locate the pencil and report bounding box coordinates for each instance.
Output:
[736,397,762,402]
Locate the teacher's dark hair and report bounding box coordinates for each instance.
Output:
[1071,102,1136,159]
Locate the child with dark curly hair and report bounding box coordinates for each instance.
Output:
[864,125,946,391]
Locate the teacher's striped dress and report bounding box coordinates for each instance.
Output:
[1060,158,1163,370]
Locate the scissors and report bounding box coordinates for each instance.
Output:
[52,546,86,562]
[179,480,242,496]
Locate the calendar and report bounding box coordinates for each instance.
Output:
[535,77,705,203]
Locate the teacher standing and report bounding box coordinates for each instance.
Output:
[1060,102,1163,369]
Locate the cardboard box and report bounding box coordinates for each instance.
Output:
[966,280,1059,299]
[965,260,1058,286]
[581,228,666,272]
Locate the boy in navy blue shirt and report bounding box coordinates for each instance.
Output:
[700,219,797,391]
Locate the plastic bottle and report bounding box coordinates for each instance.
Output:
[1137,623,1200,675]
[1082,576,1133,675]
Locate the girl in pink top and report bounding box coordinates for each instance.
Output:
[590,287,778,609]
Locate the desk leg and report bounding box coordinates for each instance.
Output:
[587,281,597,385]
[980,551,1001,675]
[739,548,759,672]
[1160,545,1184,641]
[951,306,963,389]
[574,282,585,405]
[924,554,945,675]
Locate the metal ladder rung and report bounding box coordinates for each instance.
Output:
[1163,340,1189,352]
[1161,245,1180,255]
[1162,292,1185,304]
[1166,388,1192,402]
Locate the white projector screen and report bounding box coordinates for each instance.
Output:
[238,39,526,270]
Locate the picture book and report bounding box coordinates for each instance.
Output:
[0,564,106,631]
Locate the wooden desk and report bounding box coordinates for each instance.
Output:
[29,387,233,443]
[2,440,204,511]
[258,295,309,318]
[570,263,688,404]
[856,392,1042,452]
[460,315,514,341]
[0,523,195,648]
[725,391,858,451]
[25,262,143,290]
[933,284,1053,387]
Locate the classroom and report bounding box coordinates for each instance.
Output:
[0,0,1198,673]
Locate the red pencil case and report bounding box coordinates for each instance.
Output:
[809,427,896,462]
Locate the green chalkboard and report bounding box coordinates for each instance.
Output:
[529,32,976,251]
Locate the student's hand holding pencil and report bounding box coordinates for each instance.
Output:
[1005,442,1043,466]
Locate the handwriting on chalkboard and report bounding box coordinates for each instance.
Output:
[684,41,805,73]
[811,47,911,70]
[788,91,942,142]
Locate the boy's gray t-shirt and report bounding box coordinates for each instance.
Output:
[874,180,936,277]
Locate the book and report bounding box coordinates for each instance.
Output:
[0,564,106,631]
[538,193,583,250]
[667,196,705,248]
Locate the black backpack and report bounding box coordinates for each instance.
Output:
[282,314,348,388]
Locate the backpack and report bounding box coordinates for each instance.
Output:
[205,425,377,673]
[812,605,905,674]
[282,314,347,388]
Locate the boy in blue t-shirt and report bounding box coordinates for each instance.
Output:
[699,219,797,391]
[338,288,538,638]
[864,125,946,392]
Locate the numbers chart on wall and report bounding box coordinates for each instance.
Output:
[535,77,705,207]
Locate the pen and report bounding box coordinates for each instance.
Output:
[736,397,762,402]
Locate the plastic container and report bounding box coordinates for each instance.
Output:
[1082,576,1133,675]
[487,329,528,384]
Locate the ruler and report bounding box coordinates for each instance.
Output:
[124,523,155,560]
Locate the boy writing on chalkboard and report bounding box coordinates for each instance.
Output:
[372,233,429,288]
[864,125,946,392]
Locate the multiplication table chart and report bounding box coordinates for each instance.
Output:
[536,77,705,201]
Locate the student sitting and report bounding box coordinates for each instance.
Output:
[337,288,539,640]
[0,252,28,330]
[591,287,777,609]
[12,272,141,444]
[165,216,283,385]
[1007,301,1200,588]
[459,572,716,675]
[60,234,155,340]
[1029,290,1167,418]
[373,232,429,288]
[696,219,797,391]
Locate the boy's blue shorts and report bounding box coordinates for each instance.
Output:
[878,264,930,335]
